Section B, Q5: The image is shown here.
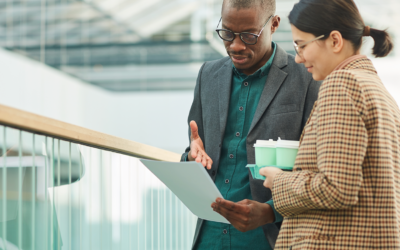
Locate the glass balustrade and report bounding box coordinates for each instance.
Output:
[0,125,197,250]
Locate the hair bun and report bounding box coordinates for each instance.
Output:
[363,26,371,37]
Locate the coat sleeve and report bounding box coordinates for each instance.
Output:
[272,71,368,217]
[181,62,207,162]
[302,78,321,129]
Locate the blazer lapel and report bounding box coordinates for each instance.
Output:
[217,59,233,143]
[248,45,288,135]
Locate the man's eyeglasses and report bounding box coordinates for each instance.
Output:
[215,15,274,45]
[293,34,326,58]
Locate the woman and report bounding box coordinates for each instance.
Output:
[260,0,400,249]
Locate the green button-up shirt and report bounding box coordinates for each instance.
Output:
[195,42,281,250]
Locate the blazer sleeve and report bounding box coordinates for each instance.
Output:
[272,70,368,217]
[181,62,207,162]
[302,78,321,129]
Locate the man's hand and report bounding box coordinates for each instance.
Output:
[259,167,283,190]
[187,120,213,169]
[211,198,275,232]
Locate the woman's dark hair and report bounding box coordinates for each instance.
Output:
[288,0,393,57]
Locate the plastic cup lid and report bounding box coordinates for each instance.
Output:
[275,138,299,149]
[254,139,276,147]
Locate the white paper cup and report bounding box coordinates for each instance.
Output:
[275,139,299,170]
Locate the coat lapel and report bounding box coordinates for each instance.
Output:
[248,45,288,135]
[217,59,233,143]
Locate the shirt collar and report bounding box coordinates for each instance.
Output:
[233,41,277,79]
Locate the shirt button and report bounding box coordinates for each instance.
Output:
[244,82,249,86]
[212,170,216,176]
[229,154,234,159]
[236,132,240,137]
[223,229,228,234]
[239,106,244,111]
[225,179,229,184]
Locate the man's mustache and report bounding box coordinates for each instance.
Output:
[228,51,252,58]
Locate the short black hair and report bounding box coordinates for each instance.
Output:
[223,0,276,16]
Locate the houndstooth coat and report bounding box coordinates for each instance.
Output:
[272,57,400,250]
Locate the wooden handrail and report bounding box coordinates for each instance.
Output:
[0,104,181,162]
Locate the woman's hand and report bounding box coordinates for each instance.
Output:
[259,167,283,190]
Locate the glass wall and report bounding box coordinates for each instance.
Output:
[1,0,399,92]
[0,125,196,250]
[0,0,224,92]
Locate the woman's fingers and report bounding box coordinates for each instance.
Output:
[259,167,268,177]
[263,178,272,189]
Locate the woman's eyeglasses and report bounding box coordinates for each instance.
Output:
[215,15,273,45]
[293,34,326,57]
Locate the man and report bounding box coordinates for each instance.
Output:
[181,0,321,249]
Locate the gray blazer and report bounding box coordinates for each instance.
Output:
[181,44,321,249]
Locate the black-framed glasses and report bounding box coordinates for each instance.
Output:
[293,34,326,58]
[215,15,273,45]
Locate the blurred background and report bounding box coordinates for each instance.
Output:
[0,0,399,153]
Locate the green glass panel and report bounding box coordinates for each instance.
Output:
[0,126,197,250]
